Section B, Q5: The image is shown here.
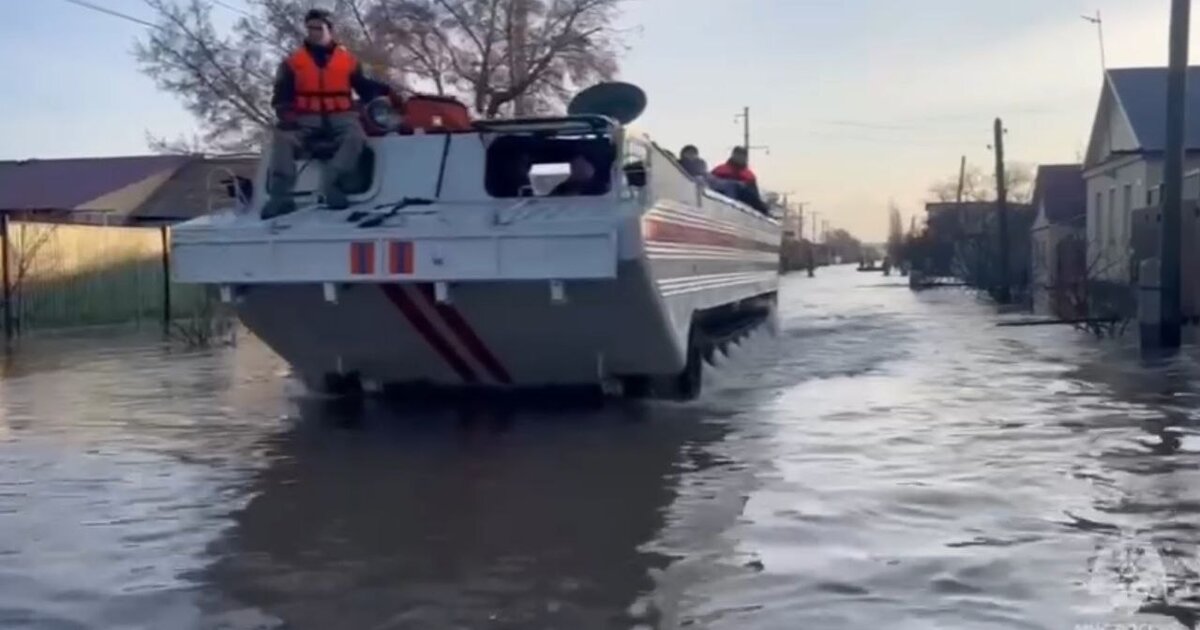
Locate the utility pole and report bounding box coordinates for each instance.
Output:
[740,106,750,150]
[1,212,10,343]
[993,118,1011,304]
[734,107,769,160]
[1158,0,1190,349]
[805,207,817,277]
[956,155,967,204]
[1081,11,1107,72]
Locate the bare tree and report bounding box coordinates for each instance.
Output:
[824,228,864,263]
[1005,163,1035,204]
[1059,243,1132,339]
[886,201,904,262]
[928,162,1035,204]
[137,0,627,152]
[7,219,62,334]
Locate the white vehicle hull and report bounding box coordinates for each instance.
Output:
[171,120,780,397]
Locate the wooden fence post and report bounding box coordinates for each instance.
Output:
[160,225,171,334]
[1,212,11,343]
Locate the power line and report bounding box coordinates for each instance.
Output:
[59,0,157,28]
[60,0,253,30]
[212,0,253,18]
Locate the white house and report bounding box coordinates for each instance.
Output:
[1030,165,1086,316]
[1084,66,1200,284]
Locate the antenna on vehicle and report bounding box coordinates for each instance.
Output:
[567,82,647,125]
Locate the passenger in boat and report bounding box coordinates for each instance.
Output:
[679,145,709,179]
[262,9,395,219]
[680,145,744,200]
[711,147,768,214]
[711,146,757,186]
[549,155,605,196]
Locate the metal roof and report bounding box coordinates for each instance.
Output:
[1107,66,1200,152]
[1032,164,1086,225]
[0,155,189,211]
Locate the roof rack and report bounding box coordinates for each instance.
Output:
[471,115,618,135]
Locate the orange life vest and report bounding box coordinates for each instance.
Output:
[287,45,357,114]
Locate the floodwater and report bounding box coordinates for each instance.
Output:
[4,268,1200,629]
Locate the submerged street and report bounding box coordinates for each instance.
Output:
[4,266,1200,629]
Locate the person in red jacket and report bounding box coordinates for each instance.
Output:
[711,146,757,185]
[711,147,768,213]
[262,9,394,218]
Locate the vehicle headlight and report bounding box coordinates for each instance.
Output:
[366,97,401,132]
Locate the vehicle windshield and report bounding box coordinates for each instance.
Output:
[484,132,615,198]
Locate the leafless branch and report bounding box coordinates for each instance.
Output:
[139,0,628,147]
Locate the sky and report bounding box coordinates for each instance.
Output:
[1,0,1196,240]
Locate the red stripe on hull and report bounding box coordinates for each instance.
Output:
[389,241,414,274]
[350,242,376,275]
[642,218,779,254]
[380,285,478,383]
[416,284,513,385]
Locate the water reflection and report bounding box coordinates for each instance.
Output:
[200,399,729,629]
[12,270,1200,629]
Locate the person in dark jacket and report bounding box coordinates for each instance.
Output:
[679,144,709,179]
[549,155,605,196]
[262,9,394,218]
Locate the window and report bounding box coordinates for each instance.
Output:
[622,139,649,189]
[1108,188,1116,243]
[1122,183,1133,246]
[484,134,615,198]
[1094,191,1104,244]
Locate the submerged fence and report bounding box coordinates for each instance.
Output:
[2,219,210,337]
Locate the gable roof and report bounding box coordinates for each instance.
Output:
[1105,66,1200,153]
[0,155,189,212]
[1032,164,1086,225]
[131,157,257,224]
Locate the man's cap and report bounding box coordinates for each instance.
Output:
[304,8,333,28]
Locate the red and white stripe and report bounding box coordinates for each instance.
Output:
[645,203,781,248]
[380,284,512,385]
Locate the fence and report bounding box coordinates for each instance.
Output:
[2,219,210,336]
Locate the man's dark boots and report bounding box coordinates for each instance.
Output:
[324,187,350,210]
[261,197,297,219]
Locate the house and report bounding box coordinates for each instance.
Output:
[926,201,996,240]
[0,154,255,333]
[0,154,255,225]
[1083,66,1200,290]
[1129,168,1200,320]
[1030,164,1087,317]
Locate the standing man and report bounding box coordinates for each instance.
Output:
[263,9,394,218]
